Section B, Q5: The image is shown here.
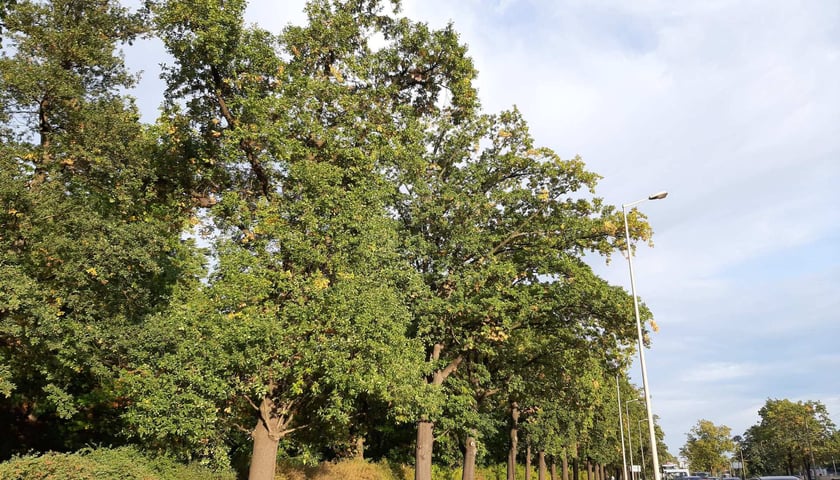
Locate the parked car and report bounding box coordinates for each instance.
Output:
[748,476,800,480]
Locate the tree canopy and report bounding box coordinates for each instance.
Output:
[0,1,675,479]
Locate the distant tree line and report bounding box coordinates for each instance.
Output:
[0,1,673,479]
[681,399,838,480]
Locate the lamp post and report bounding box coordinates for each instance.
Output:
[639,418,647,480]
[625,398,640,480]
[617,375,630,480]
[622,191,668,480]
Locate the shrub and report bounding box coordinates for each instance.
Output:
[0,446,235,480]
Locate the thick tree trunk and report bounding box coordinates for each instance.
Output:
[538,451,548,480]
[508,433,518,480]
[416,420,435,480]
[462,434,478,480]
[249,415,280,480]
[595,463,601,480]
[508,402,520,480]
[551,460,558,480]
[248,394,298,480]
[415,344,462,480]
[587,459,594,480]
[526,443,532,480]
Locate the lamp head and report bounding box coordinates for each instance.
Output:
[648,191,668,200]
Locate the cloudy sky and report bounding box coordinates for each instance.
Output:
[124,0,840,456]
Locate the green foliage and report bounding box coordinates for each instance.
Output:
[0,447,235,480]
[742,399,836,476]
[681,419,735,475]
[0,0,667,474]
[0,0,193,457]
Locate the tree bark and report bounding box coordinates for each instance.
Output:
[248,394,298,480]
[551,460,558,480]
[415,344,462,480]
[462,434,478,480]
[538,451,547,480]
[508,402,520,480]
[416,420,435,480]
[355,435,365,460]
[249,414,280,480]
[569,455,575,480]
[587,459,594,480]
[526,443,532,480]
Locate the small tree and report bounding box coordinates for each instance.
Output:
[681,420,735,475]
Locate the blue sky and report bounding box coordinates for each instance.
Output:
[123,0,840,456]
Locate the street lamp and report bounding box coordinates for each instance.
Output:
[622,191,668,480]
[617,375,630,480]
[626,398,641,480]
[639,418,648,480]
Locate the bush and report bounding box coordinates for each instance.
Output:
[0,446,236,480]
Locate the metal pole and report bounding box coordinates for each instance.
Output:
[618,375,630,480]
[626,399,637,480]
[622,194,666,480]
[639,419,647,480]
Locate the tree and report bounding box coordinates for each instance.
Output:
[391,97,655,478]
[0,0,190,458]
[119,0,446,477]
[681,420,735,475]
[742,399,836,479]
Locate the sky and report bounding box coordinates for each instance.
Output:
[122,0,840,457]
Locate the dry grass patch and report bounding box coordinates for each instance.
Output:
[275,458,403,480]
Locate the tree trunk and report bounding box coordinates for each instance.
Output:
[570,456,576,480]
[355,435,365,460]
[462,434,478,480]
[248,392,297,480]
[416,420,435,480]
[551,460,558,480]
[538,451,547,480]
[416,345,462,480]
[526,443,532,480]
[508,402,520,480]
[249,415,280,480]
[587,459,594,480]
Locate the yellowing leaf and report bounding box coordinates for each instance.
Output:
[650,319,659,332]
[313,277,330,290]
[329,64,344,83]
[85,267,98,277]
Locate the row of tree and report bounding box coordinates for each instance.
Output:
[681,400,839,479]
[0,0,673,479]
